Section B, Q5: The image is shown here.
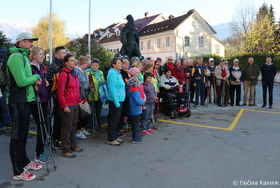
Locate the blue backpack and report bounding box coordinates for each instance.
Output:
[99,82,108,104]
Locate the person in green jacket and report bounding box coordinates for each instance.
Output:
[87,58,105,131]
[7,33,42,181]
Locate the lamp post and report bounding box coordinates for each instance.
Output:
[49,0,53,63]
[88,0,91,54]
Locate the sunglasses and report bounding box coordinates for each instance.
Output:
[168,59,172,61]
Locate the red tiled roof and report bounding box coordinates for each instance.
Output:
[139,10,195,37]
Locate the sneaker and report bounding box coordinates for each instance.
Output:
[242,103,247,106]
[23,161,42,171]
[118,132,125,138]
[61,152,76,158]
[137,132,144,139]
[76,131,88,140]
[81,129,91,136]
[132,139,142,144]
[34,153,50,164]
[107,140,121,146]
[13,171,36,181]
[147,128,155,133]
[0,126,11,131]
[151,126,158,130]
[116,138,124,143]
[142,130,150,136]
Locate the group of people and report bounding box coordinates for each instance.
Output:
[188,56,276,109]
[3,32,277,182]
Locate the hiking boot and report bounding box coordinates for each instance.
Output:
[61,152,76,158]
[13,171,36,181]
[34,153,50,164]
[76,131,88,140]
[81,129,91,136]
[71,147,83,152]
[23,161,42,171]
[107,140,121,146]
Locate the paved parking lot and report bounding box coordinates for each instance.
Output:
[0,82,280,188]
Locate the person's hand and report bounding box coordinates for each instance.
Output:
[182,81,185,85]
[185,73,190,77]
[193,83,196,87]
[79,102,84,108]
[250,76,254,79]
[35,78,42,86]
[45,79,49,87]
[64,107,71,113]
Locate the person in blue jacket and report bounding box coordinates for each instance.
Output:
[127,77,145,143]
[106,57,125,146]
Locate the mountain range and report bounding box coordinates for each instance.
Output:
[0,22,231,43]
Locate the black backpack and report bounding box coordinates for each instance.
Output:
[0,47,26,86]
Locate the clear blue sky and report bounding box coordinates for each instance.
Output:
[0,0,279,36]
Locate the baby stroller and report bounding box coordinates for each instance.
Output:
[159,85,191,119]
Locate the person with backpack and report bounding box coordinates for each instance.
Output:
[87,58,106,133]
[30,46,50,163]
[58,54,83,158]
[7,33,42,181]
[45,46,66,150]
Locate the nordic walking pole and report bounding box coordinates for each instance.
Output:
[34,85,57,173]
[221,80,226,107]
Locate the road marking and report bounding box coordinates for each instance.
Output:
[157,119,229,130]
[228,109,245,130]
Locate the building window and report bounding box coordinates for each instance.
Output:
[184,36,190,47]
[192,21,197,28]
[198,36,204,47]
[215,45,220,54]
[166,36,170,47]
[116,31,120,36]
[107,33,110,38]
[147,40,151,50]
[140,41,143,51]
[157,38,161,48]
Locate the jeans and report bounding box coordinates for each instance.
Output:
[141,103,153,130]
[130,114,141,140]
[9,103,31,175]
[194,82,205,105]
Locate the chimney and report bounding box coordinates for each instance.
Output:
[168,15,174,19]
[145,12,149,17]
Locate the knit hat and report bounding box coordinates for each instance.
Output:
[128,67,140,76]
[129,77,141,88]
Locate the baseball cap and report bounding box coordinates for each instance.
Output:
[156,57,162,61]
[220,59,225,62]
[139,56,144,60]
[209,58,214,62]
[16,32,38,42]
[233,58,239,62]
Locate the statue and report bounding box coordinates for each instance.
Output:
[120,14,141,59]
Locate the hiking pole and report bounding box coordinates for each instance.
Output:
[253,90,257,106]
[185,77,191,108]
[212,74,217,103]
[221,80,226,107]
[34,85,57,173]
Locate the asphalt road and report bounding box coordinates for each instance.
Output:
[0,82,280,188]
